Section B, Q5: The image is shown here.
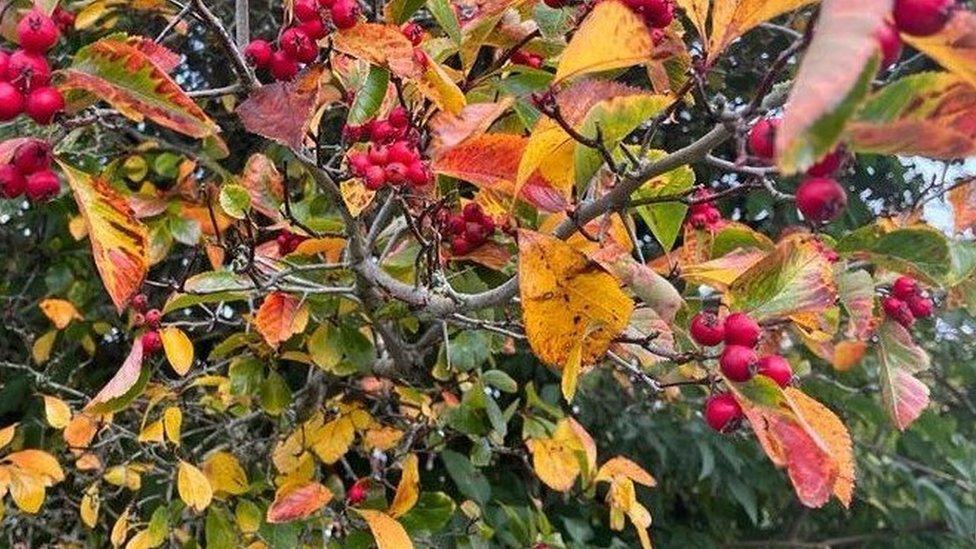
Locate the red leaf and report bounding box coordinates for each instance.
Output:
[123,35,181,73]
[254,292,309,348]
[237,66,326,149]
[266,482,333,523]
[429,100,514,157]
[877,320,931,430]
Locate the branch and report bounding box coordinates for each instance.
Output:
[189,0,259,94]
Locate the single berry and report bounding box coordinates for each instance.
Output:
[347,479,368,505]
[723,312,761,347]
[451,236,474,255]
[331,0,360,30]
[0,82,25,121]
[25,86,64,125]
[384,162,407,185]
[406,162,430,187]
[24,169,60,201]
[690,311,725,347]
[757,355,793,388]
[795,177,847,223]
[806,148,846,177]
[7,50,51,91]
[131,294,149,312]
[688,212,709,229]
[17,10,60,53]
[882,296,915,328]
[0,164,26,198]
[893,0,955,37]
[388,106,410,129]
[704,206,722,225]
[145,309,163,329]
[294,0,321,22]
[280,27,318,64]
[463,202,485,222]
[299,18,329,40]
[748,117,779,161]
[348,151,371,175]
[401,22,424,45]
[141,330,163,354]
[876,21,903,70]
[13,140,52,174]
[642,0,674,28]
[244,40,274,68]
[892,276,918,300]
[269,49,300,81]
[720,345,758,382]
[907,295,934,318]
[704,393,743,433]
[367,144,389,165]
[364,165,386,189]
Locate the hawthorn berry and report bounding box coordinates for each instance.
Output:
[451,235,473,255]
[0,50,8,81]
[301,18,329,40]
[401,22,425,45]
[882,296,915,328]
[720,345,758,382]
[244,39,274,68]
[24,170,60,201]
[347,479,368,505]
[757,355,793,388]
[892,276,918,300]
[131,294,149,313]
[806,148,846,177]
[795,177,847,224]
[511,50,544,69]
[907,295,934,318]
[543,0,569,7]
[687,190,723,230]
[318,0,336,7]
[280,27,318,64]
[748,117,779,161]
[25,86,64,125]
[704,392,743,433]
[276,230,308,255]
[364,165,386,190]
[53,7,75,33]
[269,49,300,81]
[405,161,430,187]
[145,309,163,329]
[384,162,408,185]
[0,82,25,121]
[293,0,321,22]
[331,0,360,30]
[893,0,955,37]
[388,107,410,129]
[348,151,371,175]
[369,120,398,143]
[141,330,163,354]
[17,10,60,53]
[13,140,51,174]
[7,50,51,91]
[875,21,903,70]
[723,312,761,347]
[388,140,417,164]
[690,311,725,347]
[0,164,26,198]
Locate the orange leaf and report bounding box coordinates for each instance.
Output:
[60,164,148,313]
[351,508,414,549]
[949,178,976,233]
[239,153,284,221]
[904,9,976,88]
[595,456,657,488]
[554,0,653,83]
[388,454,419,518]
[255,292,309,348]
[39,298,82,329]
[429,99,514,157]
[332,24,423,78]
[786,387,855,507]
[266,482,333,523]
[237,65,326,148]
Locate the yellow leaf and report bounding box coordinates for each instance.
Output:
[39,298,82,329]
[674,0,710,41]
[110,507,130,547]
[595,456,657,487]
[202,451,250,496]
[177,461,213,512]
[8,469,45,513]
[80,483,100,528]
[124,530,152,549]
[138,419,164,443]
[709,0,817,55]
[515,119,575,196]
[416,55,466,115]
[32,330,57,364]
[235,500,262,533]
[104,464,144,491]
[0,424,15,449]
[254,292,309,348]
[554,0,653,83]
[60,163,148,313]
[309,414,356,464]
[340,178,376,217]
[162,406,182,446]
[362,425,404,452]
[518,230,634,369]
[74,0,115,30]
[352,508,414,549]
[42,395,72,429]
[160,327,194,376]
[388,454,419,518]
[527,417,596,492]
[561,338,584,403]
[903,10,976,89]
[5,450,64,485]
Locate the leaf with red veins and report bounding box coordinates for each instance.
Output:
[239,153,284,221]
[877,320,931,430]
[122,35,181,73]
[255,292,310,348]
[266,482,333,523]
[237,65,326,149]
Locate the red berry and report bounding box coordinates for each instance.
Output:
[876,21,903,70]
[723,312,761,347]
[465,221,489,243]
[319,0,336,7]
[388,107,410,129]
[367,144,389,165]
[704,206,722,225]
[0,50,9,80]
[331,0,360,30]
[53,7,75,32]
[387,140,417,164]
[299,18,329,40]
[0,164,26,198]
[7,50,50,92]
[893,0,955,37]
[795,177,847,223]
[131,294,149,313]
[24,169,60,201]
[446,215,466,235]
[451,236,474,255]
[141,330,163,355]
[244,40,274,68]
[882,296,915,328]
[364,165,386,189]
[0,82,25,121]
[720,345,758,382]
[806,148,846,177]
[748,117,779,160]
[13,140,51,174]
[343,123,366,142]
[348,151,371,175]
[907,295,934,318]
[145,309,162,329]
[384,162,408,185]
[462,202,485,222]
[401,22,424,45]
[24,86,64,125]
[269,50,300,81]
[280,27,318,64]
[347,479,368,505]
[369,120,397,143]
[294,0,321,22]
[757,355,793,388]
[704,393,743,433]
[892,276,918,300]
[690,311,725,347]
[406,161,430,187]
[642,0,674,28]
[688,212,709,229]
[17,10,60,53]
[544,0,568,7]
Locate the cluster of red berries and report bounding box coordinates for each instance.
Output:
[511,50,544,69]
[276,229,309,255]
[131,293,164,355]
[748,117,849,224]
[244,0,360,81]
[0,9,65,125]
[441,203,497,256]
[0,139,60,202]
[346,108,431,190]
[691,311,795,432]
[621,0,675,30]
[882,275,935,328]
[686,189,723,230]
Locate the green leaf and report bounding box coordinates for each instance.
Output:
[259,371,292,415]
[219,183,252,220]
[427,0,462,44]
[385,0,426,24]
[630,149,695,252]
[229,357,263,397]
[308,323,343,371]
[482,370,518,393]
[163,271,252,314]
[441,450,491,504]
[399,492,457,535]
[836,225,951,284]
[347,66,390,126]
[205,506,237,549]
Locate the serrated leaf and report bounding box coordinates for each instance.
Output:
[554,0,653,83]
[202,451,250,497]
[219,183,251,220]
[236,66,325,149]
[527,417,597,492]
[708,0,817,55]
[836,224,951,284]
[255,292,309,348]
[903,9,976,88]
[630,150,695,252]
[347,66,390,125]
[238,153,284,221]
[877,320,931,430]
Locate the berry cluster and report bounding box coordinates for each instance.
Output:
[0,9,65,125]
[686,189,723,230]
[346,107,431,190]
[691,311,796,432]
[244,0,360,81]
[882,275,935,328]
[748,117,849,224]
[0,139,60,202]
[511,49,544,69]
[441,203,497,256]
[621,0,675,30]
[131,293,164,355]
[276,229,309,255]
